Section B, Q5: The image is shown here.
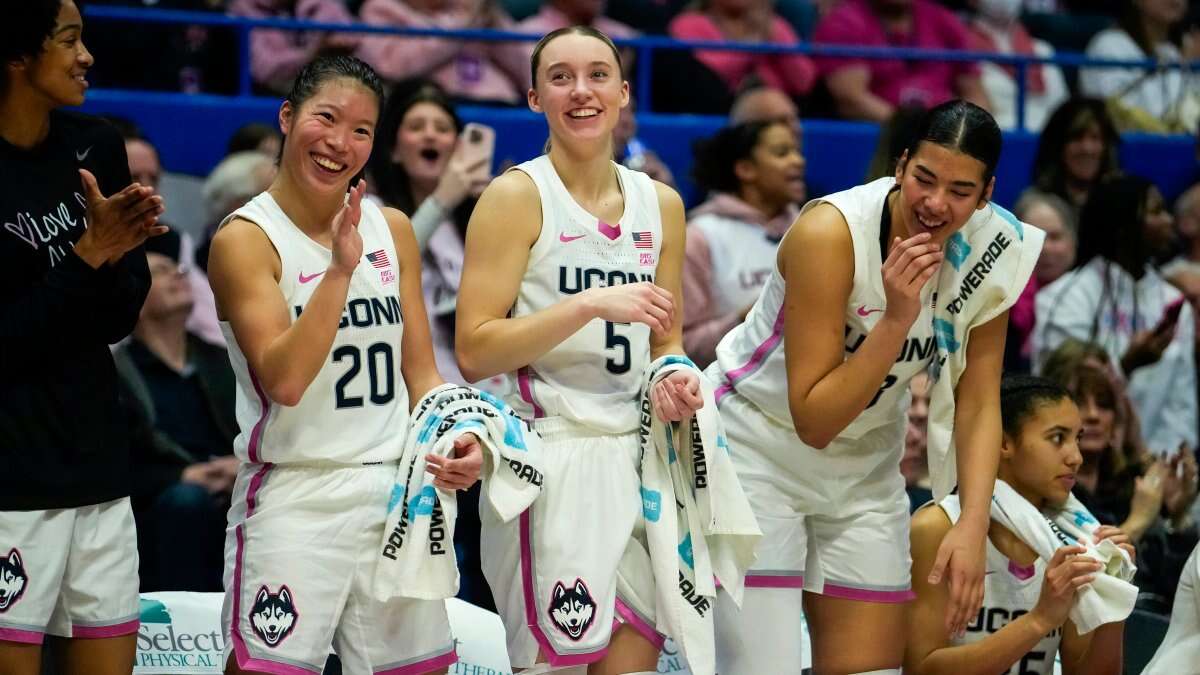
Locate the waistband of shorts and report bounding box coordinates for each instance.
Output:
[240,459,400,473]
[532,416,637,442]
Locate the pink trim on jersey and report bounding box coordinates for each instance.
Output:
[247,369,272,463]
[72,618,139,638]
[614,596,665,650]
[821,583,915,604]
[517,366,545,419]
[0,627,43,644]
[1008,560,1036,580]
[714,305,786,404]
[745,574,806,589]
[374,647,458,674]
[519,509,607,667]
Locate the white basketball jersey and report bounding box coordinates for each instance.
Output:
[941,496,1062,675]
[219,192,409,465]
[506,155,663,433]
[689,213,780,317]
[712,178,935,448]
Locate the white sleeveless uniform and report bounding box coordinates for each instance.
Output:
[689,212,781,319]
[942,496,1062,675]
[481,156,668,669]
[219,193,454,674]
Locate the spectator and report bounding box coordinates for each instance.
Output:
[226,121,283,158]
[668,0,818,99]
[1034,174,1197,458]
[613,95,675,187]
[358,0,527,105]
[516,0,638,89]
[1164,182,1200,284]
[729,82,800,131]
[966,0,1069,130]
[1007,191,1077,371]
[812,0,989,122]
[195,150,277,274]
[683,119,804,367]
[114,230,237,592]
[1025,97,1122,216]
[228,0,363,94]
[902,371,932,512]
[1082,0,1199,131]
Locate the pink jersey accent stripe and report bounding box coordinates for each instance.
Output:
[517,366,545,419]
[374,647,458,674]
[0,627,43,644]
[715,305,786,403]
[519,509,607,667]
[72,619,139,639]
[614,597,665,650]
[1008,560,1037,581]
[820,583,915,604]
[247,369,272,463]
[745,574,806,589]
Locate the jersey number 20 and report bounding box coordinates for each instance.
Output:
[333,342,395,408]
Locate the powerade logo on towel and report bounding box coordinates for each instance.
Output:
[135,594,225,672]
[406,485,449,557]
[641,487,662,523]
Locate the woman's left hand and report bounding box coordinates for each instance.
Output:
[426,433,483,490]
[930,516,987,638]
[651,370,704,423]
[1094,525,1136,562]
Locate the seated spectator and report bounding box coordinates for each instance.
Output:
[1082,0,1199,131]
[195,150,277,274]
[729,82,800,131]
[668,0,817,99]
[226,121,283,158]
[812,0,989,122]
[516,0,638,89]
[683,119,804,367]
[1025,97,1122,216]
[1007,191,1077,371]
[228,0,363,94]
[613,95,675,187]
[359,0,527,104]
[1034,174,1196,458]
[115,230,237,592]
[1164,183,1200,286]
[902,372,932,512]
[607,0,690,34]
[966,0,1069,130]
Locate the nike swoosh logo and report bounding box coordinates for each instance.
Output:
[559,232,586,243]
[298,270,326,284]
[856,305,883,317]
[76,146,92,161]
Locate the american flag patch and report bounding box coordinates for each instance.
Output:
[365,249,390,269]
[632,231,654,249]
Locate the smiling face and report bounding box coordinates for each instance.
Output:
[737,123,806,210]
[394,101,457,190]
[1000,397,1083,509]
[529,32,628,154]
[279,78,378,196]
[1062,121,1106,187]
[20,1,92,108]
[893,142,993,246]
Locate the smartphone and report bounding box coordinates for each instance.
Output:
[1154,297,1186,335]
[456,122,495,183]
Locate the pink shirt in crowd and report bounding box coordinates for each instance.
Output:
[516,6,639,90]
[229,0,361,94]
[358,0,527,104]
[812,0,979,109]
[668,10,817,97]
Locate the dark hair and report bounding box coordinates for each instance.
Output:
[1032,98,1121,200]
[901,100,1002,186]
[280,55,384,181]
[228,122,281,156]
[1,0,65,92]
[1075,174,1157,271]
[1000,374,1072,439]
[691,120,778,195]
[530,25,623,88]
[1117,0,1184,56]
[866,104,926,181]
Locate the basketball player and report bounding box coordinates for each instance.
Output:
[907,375,1129,674]
[207,56,481,675]
[1,2,165,673]
[455,26,702,675]
[711,101,1040,674]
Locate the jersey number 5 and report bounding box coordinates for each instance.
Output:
[333,342,395,408]
[605,321,631,374]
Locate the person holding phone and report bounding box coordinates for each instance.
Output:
[1034,175,1196,458]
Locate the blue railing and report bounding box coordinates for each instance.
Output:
[84,5,1197,131]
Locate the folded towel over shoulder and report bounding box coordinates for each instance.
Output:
[637,356,760,675]
[373,383,544,601]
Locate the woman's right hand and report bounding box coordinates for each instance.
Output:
[330,180,366,276]
[881,233,942,328]
[583,281,674,336]
[1129,460,1168,526]
[1030,545,1103,632]
[431,155,492,212]
[74,169,166,267]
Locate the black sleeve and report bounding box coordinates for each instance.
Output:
[0,249,119,348]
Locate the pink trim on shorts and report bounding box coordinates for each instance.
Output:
[519,509,607,667]
[614,597,665,650]
[0,627,43,644]
[745,574,806,589]
[374,647,458,674]
[714,306,786,404]
[517,366,545,419]
[247,369,272,463]
[820,584,915,604]
[72,618,139,638]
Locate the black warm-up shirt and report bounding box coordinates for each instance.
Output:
[0,110,150,510]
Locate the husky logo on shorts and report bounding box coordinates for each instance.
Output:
[250,585,298,647]
[548,578,596,641]
[0,549,27,612]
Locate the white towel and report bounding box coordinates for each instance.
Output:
[925,204,1044,500]
[988,479,1137,634]
[373,383,544,601]
[638,356,761,675]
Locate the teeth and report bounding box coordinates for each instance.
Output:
[570,109,598,118]
[313,155,344,171]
